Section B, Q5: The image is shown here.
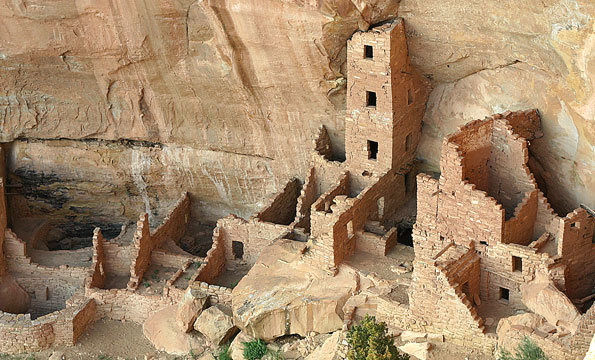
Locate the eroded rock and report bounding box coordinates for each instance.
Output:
[143,305,205,355]
[176,287,208,333]
[194,305,238,345]
[232,240,359,340]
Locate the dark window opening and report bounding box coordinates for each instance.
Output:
[368,140,378,160]
[462,282,471,300]
[366,91,377,108]
[398,225,413,247]
[405,133,412,151]
[512,256,523,272]
[440,235,445,242]
[571,222,578,228]
[592,232,595,244]
[232,241,244,259]
[499,287,510,303]
[364,45,374,59]
[404,171,412,194]
[480,240,488,246]
[407,88,414,105]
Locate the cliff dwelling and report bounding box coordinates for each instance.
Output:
[0,2,593,360]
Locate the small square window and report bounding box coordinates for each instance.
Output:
[366,91,377,107]
[364,45,374,59]
[512,256,522,272]
[367,140,378,160]
[570,222,579,228]
[499,287,510,303]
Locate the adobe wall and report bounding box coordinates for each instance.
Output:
[4,230,88,318]
[345,19,430,177]
[218,215,290,265]
[103,242,132,277]
[409,246,494,353]
[309,169,410,270]
[85,286,184,323]
[194,226,226,284]
[256,178,301,226]
[89,228,106,289]
[293,167,317,231]
[0,294,96,354]
[128,192,190,289]
[488,118,537,218]
[355,227,398,256]
[558,209,595,299]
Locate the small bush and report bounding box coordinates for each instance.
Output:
[217,344,232,360]
[498,337,548,360]
[243,339,268,360]
[347,315,409,360]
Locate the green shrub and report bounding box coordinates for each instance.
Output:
[346,315,409,360]
[217,344,232,360]
[498,337,548,360]
[243,339,268,360]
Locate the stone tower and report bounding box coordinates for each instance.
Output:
[344,19,428,180]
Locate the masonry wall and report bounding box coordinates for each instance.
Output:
[558,209,595,300]
[89,228,106,289]
[256,178,301,226]
[218,215,290,265]
[309,168,410,270]
[487,118,537,218]
[128,192,190,289]
[409,250,493,352]
[194,226,226,284]
[0,178,6,276]
[85,286,184,323]
[4,230,88,318]
[293,167,317,232]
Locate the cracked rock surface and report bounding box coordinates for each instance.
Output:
[0,0,592,221]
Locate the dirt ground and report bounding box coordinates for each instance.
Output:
[13,320,180,360]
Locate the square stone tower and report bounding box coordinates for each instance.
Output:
[345,19,428,178]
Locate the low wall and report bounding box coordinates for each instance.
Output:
[85,286,184,323]
[0,294,96,354]
[194,227,226,284]
[128,192,191,290]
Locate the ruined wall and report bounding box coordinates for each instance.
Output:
[487,117,538,218]
[218,215,290,265]
[294,167,317,231]
[85,286,183,323]
[89,228,106,289]
[409,248,494,353]
[0,293,96,354]
[194,226,226,284]
[558,209,595,300]
[4,230,87,318]
[503,190,538,246]
[128,192,190,289]
[256,179,301,226]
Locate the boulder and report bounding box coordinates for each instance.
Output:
[521,271,581,333]
[496,312,546,352]
[232,240,359,340]
[143,305,205,355]
[305,331,344,360]
[229,331,254,360]
[398,342,431,360]
[176,287,208,333]
[194,305,238,345]
[0,275,30,314]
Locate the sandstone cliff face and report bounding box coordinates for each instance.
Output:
[0,0,592,227]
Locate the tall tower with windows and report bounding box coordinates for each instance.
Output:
[344,19,429,180]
